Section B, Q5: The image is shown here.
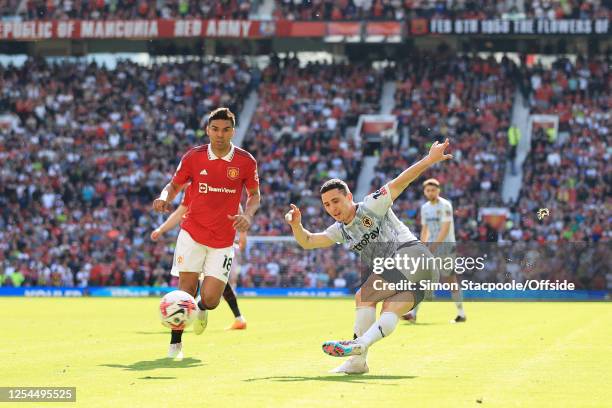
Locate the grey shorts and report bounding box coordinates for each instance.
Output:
[373,240,440,303]
[393,241,439,284]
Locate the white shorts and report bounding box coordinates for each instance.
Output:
[171,230,235,284]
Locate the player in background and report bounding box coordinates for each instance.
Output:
[402,178,466,323]
[153,108,260,359]
[285,140,453,374]
[151,187,248,334]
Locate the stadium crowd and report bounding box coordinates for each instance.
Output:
[514,56,610,244]
[0,57,253,288]
[237,242,361,289]
[525,0,611,19]
[243,55,385,236]
[274,0,610,21]
[8,0,254,20]
[3,0,608,21]
[275,0,516,20]
[373,53,516,243]
[0,54,608,290]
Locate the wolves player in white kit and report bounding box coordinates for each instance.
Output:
[402,178,466,323]
[286,140,453,374]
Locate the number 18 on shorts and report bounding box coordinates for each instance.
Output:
[171,230,235,284]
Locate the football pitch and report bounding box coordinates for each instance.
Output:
[4,298,611,407]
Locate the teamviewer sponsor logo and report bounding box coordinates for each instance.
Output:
[351,227,380,252]
[198,183,236,194]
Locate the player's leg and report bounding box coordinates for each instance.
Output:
[330,289,375,374]
[324,291,417,358]
[167,272,199,359]
[357,291,416,349]
[193,245,235,335]
[323,269,406,359]
[223,283,246,330]
[445,273,466,323]
[323,242,435,360]
[168,230,207,354]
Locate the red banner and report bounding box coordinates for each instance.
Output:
[366,22,401,36]
[0,18,608,40]
[0,19,272,40]
[409,18,429,35]
[276,21,326,37]
[327,22,361,36]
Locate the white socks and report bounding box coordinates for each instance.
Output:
[358,312,399,348]
[354,307,376,337]
[353,307,376,362]
[452,290,465,317]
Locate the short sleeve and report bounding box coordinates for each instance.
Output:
[324,223,346,244]
[362,184,393,217]
[441,201,453,223]
[172,151,193,186]
[244,159,259,194]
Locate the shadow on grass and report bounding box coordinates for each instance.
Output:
[100,357,204,371]
[243,375,416,385]
[138,376,177,380]
[134,331,169,335]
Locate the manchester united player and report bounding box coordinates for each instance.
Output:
[151,185,248,335]
[153,108,260,359]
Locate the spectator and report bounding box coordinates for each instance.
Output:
[507,123,521,175]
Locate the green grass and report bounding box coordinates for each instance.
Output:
[2,298,611,407]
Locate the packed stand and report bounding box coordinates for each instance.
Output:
[372,53,515,246]
[0,0,20,17]
[274,0,522,21]
[17,0,253,20]
[0,57,253,288]
[524,0,610,19]
[237,242,361,289]
[515,56,610,246]
[457,240,609,290]
[242,55,383,237]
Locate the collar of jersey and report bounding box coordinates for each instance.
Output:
[207,143,235,162]
[342,203,360,226]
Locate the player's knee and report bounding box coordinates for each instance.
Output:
[179,283,198,298]
[202,295,221,310]
[354,290,375,308]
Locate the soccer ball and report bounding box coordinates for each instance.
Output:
[159,290,197,330]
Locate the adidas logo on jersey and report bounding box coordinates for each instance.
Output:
[200,169,208,175]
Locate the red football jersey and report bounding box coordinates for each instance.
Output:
[180,183,192,211]
[172,144,259,248]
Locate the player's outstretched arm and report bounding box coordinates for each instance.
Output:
[151,205,188,241]
[388,139,453,201]
[285,204,335,250]
[152,182,183,213]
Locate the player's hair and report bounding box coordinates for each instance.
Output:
[206,107,236,128]
[423,178,440,188]
[320,179,349,195]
